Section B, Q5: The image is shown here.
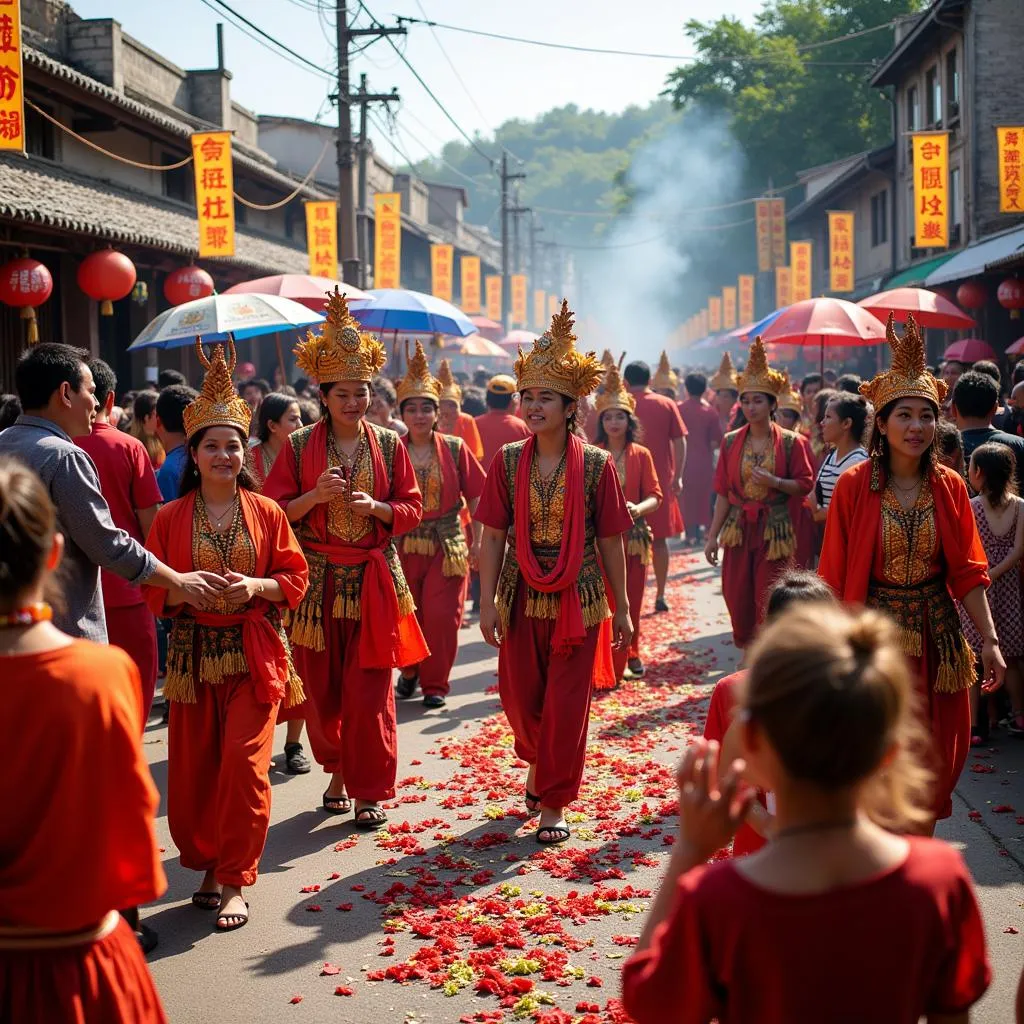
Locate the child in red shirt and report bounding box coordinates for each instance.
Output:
[624,603,991,1024]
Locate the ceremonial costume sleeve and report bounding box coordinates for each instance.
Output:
[638,446,662,504]
[458,441,487,503]
[595,459,634,538]
[386,439,424,537]
[817,467,856,598]
[257,495,309,608]
[713,437,732,498]
[474,449,512,531]
[262,435,301,509]
[789,433,815,495]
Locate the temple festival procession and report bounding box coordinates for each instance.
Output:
[3,1,1024,1022]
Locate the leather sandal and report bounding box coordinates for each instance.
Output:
[524,789,541,813]
[215,901,249,932]
[322,791,353,815]
[354,805,388,829]
[191,891,222,910]
[536,824,571,845]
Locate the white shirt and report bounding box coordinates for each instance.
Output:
[816,446,868,510]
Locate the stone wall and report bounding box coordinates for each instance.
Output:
[121,36,190,112]
[65,18,122,91]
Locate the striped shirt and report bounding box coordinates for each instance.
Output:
[816,446,869,510]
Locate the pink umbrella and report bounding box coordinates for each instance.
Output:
[942,338,997,363]
[223,274,373,311]
[469,314,504,341]
[500,329,539,351]
[857,287,976,330]
[452,333,512,360]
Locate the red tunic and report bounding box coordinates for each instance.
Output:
[622,837,990,1024]
[631,389,686,538]
[678,398,722,529]
[475,409,531,473]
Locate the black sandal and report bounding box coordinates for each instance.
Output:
[191,891,222,910]
[322,791,353,815]
[396,672,419,699]
[354,805,388,829]
[215,900,249,932]
[524,789,541,813]
[284,742,311,774]
[536,824,571,845]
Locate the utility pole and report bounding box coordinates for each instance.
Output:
[500,151,525,330]
[529,212,543,286]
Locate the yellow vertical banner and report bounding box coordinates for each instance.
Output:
[708,296,722,333]
[460,256,481,314]
[0,0,25,153]
[722,286,737,330]
[374,193,402,288]
[997,127,1024,214]
[738,274,755,324]
[770,198,787,269]
[790,241,813,302]
[827,211,855,293]
[485,275,502,323]
[304,201,338,278]
[533,288,546,330]
[699,308,709,338]
[511,274,528,327]
[192,131,235,258]
[548,294,559,320]
[775,265,792,307]
[912,133,949,248]
[755,199,772,272]
[430,244,454,303]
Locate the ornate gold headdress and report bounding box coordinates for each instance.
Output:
[709,351,739,393]
[183,337,252,440]
[436,358,462,404]
[596,357,635,415]
[737,337,788,398]
[396,339,441,405]
[776,371,803,414]
[860,312,945,411]
[651,350,678,392]
[514,299,604,400]
[600,349,616,369]
[293,287,386,384]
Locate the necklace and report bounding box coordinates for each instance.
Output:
[0,603,52,629]
[889,475,921,494]
[203,494,238,531]
[773,817,858,841]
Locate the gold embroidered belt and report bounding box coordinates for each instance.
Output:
[719,497,794,561]
[401,508,469,577]
[0,910,120,951]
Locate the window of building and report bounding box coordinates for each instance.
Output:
[950,165,961,241]
[906,85,920,132]
[871,190,888,247]
[925,66,941,126]
[162,154,189,202]
[234,198,247,225]
[25,103,56,160]
[946,49,960,120]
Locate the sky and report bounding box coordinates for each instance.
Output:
[71,0,766,167]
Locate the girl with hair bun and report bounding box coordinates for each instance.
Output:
[623,603,991,1024]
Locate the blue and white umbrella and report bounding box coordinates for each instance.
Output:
[349,288,475,337]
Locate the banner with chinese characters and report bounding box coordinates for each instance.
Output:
[770,198,787,269]
[699,308,708,338]
[755,199,772,272]
[460,256,481,314]
[304,201,337,278]
[708,296,722,333]
[775,265,792,307]
[912,133,948,248]
[373,192,402,288]
[738,274,755,324]
[722,286,737,330]
[485,275,502,322]
[511,274,528,327]
[430,244,454,303]
[790,241,813,303]
[533,288,546,331]
[827,211,855,293]
[0,0,24,153]
[997,127,1024,214]
[192,132,235,258]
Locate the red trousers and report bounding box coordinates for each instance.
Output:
[721,519,791,648]
[106,602,158,726]
[167,678,277,888]
[400,548,466,697]
[499,589,601,808]
[292,586,397,800]
[613,556,649,680]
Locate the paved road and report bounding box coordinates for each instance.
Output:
[143,553,1023,1023]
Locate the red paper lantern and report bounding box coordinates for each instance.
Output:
[163,264,214,306]
[77,249,136,315]
[930,286,956,305]
[0,256,53,343]
[956,279,987,311]
[997,278,1024,320]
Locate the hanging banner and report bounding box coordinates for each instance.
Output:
[511,273,528,327]
[192,131,235,258]
[533,288,546,330]
[304,201,337,278]
[430,244,454,303]
[790,241,813,303]
[738,274,755,325]
[770,198,787,269]
[775,265,792,307]
[460,256,481,314]
[997,126,1024,214]
[548,294,560,320]
[755,199,772,272]
[722,286,737,330]
[708,296,722,333]
[373,192,402,288]
[827,211,855,293]
[699,308,709,338]
[0,0,24,153]
[912,133,949,248]
[485,275,502,323]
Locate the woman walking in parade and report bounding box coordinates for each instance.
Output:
[705,338,815,648]
[263,289,428,828]
[144,340,308,932]
[819,313,1005,828]
[394,341,487,708]
[476,302,634,845]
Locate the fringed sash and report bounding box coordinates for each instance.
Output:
[401,434,469,576]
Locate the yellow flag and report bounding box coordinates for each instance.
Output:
[738,275,755,324]
[192,132,235,258]
[374,193,402,288]
[997,127,1024,214]
[775,266,792,307]
[0,0,25,154]
[430,244,454,303]
[709,296,722,333]
[485,275,502,322]
[460,256,481,314]
[755,199,771,273]
[827,212,855,293]
[790,242,813,302]
[912,133,949,248]
[305,202,337,278]
[511,274,528,326]
[722,286,737,330]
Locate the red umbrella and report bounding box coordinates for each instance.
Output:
[943,338,996,363]
[1006,336,1024,357]
[857,287,976,329]
[223,274,372,311]
[469,314,504,341]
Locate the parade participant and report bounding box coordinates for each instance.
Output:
[0,458,167,1022]
[678,372,723,548]
[477,301,633,844]
[705,338,814,647]
[810,392,869,524]
[624,360,686,612]
[709,352,740,433]
[775,375,802,431]
[623,605,991,1024]
[368,374,407,436]
[263,289,427,827]
[394,341,487,707]
[595,361,662,680]
[476,373,531,469]
[819,314,1005,826]
[143,340,308,933]
[437,358,484,461]
[777,375,816,568]
[651,350,678,400]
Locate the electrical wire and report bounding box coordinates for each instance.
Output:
[234,137,333,209]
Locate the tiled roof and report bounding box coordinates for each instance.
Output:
[0,155,309,276]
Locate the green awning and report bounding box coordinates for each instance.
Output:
[884,252,960,288]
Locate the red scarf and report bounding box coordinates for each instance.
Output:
[514,432,587,656]
[403,432,461,518]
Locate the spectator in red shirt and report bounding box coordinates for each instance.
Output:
[78,359,163,720]
[624,603,990,1024]
[474,374,531,471]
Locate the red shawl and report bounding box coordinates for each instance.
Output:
[403,431,461,519]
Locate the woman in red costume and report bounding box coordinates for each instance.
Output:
[708,352,740,435]
[144,341,308,932]
[263,289,427,828]
[394,341,486,708]
[477,302,634,844]
[704,338,814,648]
[777,374,818,569]
[595,360,662,681]
[819,313,1005,827]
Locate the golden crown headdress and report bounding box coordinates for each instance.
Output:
[860,312,945,411]
[776,371,803,414]
[596,356,636,415]
[651,350,678,392]
[436,358,462,404]
[396,339,441,405]
[600,349,616,370]
[738,337,788,398]
[183,338,252,440]
[709,351,739,392]
[514,299,604,400]
[293,287,386,384]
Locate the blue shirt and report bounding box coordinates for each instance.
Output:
[156,444,188,501]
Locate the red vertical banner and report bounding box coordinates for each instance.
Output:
[374,192,402,288]
[708,296,722,333]
[430,244,454,303]
[912,133,949,248]
[305,201,338,278]
[485,275,502,323]
[511,274,528,326]
[997,127,1024,213]
[192,131,235,258]
[460,256,481,314]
